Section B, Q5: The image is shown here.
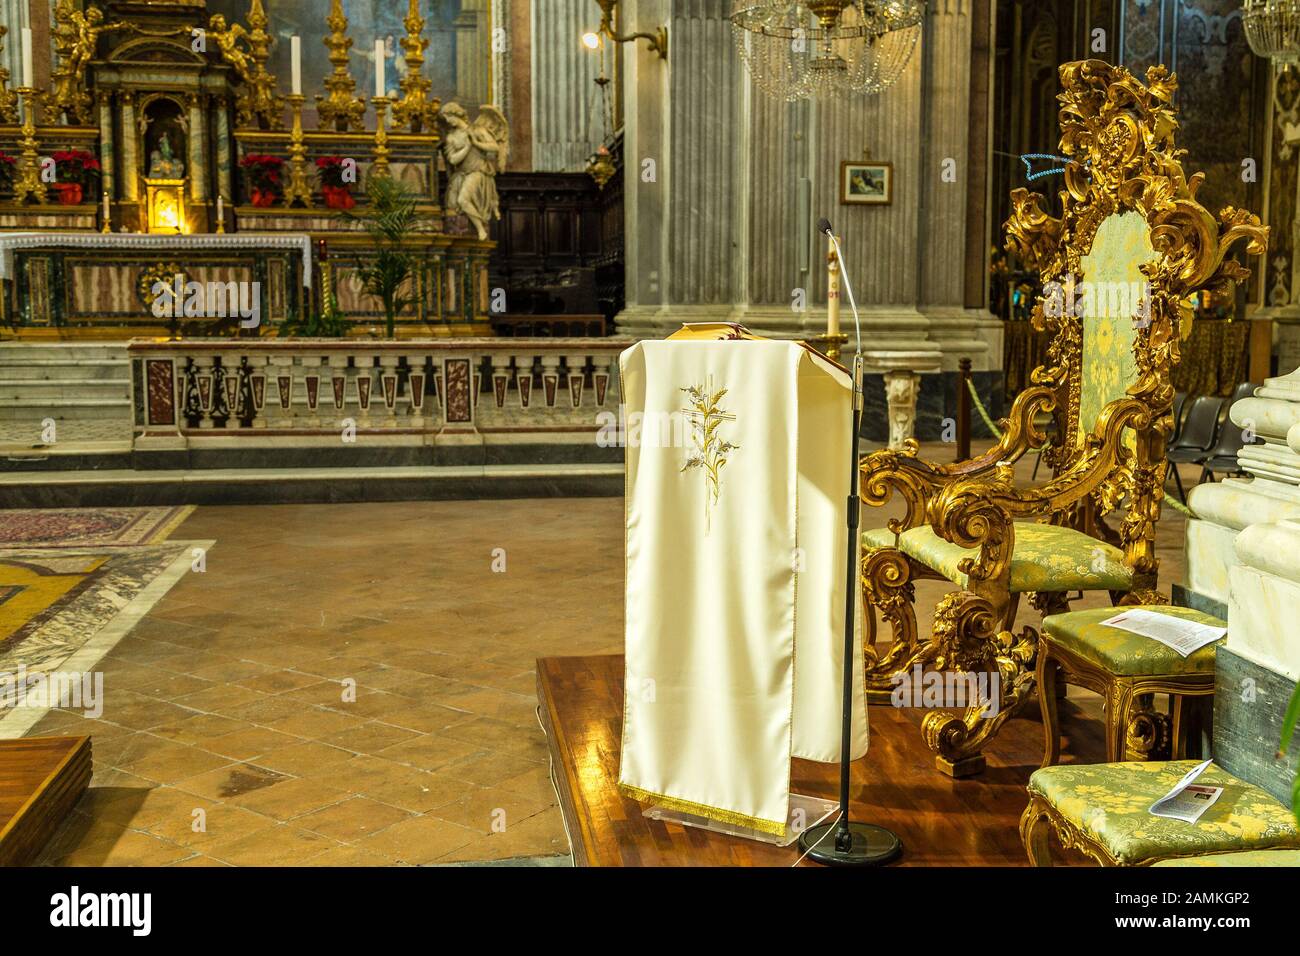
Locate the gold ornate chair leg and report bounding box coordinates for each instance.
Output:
[861,547,942,703]
[1124,692,1171,761]
[920,591,1038,777]
[1019,797,1054,867]
[1037,642,1062,768]
[1105,680,1133,762]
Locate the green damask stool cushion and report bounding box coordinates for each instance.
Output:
[1042,605,1226,676]
[1028,760,1300,866]
[862,522,1132,593]
[1153,849,1300,867]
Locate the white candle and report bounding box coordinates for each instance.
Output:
[102,191,110,220]
[374,39,385,97]
[21,27,33,89]
[291,36,302,95]
[216,194,224,220]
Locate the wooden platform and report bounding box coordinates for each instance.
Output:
[0,736,92,867]
[537,655,1106,866]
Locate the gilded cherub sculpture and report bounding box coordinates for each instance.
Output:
[439,103,509,241]
[209,13,281,129]
[49,4,128,124]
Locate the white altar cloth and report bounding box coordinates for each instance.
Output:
[0,232,314,288]
[618,326,868,835]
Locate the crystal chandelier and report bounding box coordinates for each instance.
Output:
[1243,0,1300,68]
[731,1,926,101]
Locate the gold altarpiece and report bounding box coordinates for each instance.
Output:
[0,0,496,338]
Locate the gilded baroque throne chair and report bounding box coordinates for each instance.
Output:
[858,59,1268,777]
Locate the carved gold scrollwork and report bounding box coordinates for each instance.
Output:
[859,59,1269,775]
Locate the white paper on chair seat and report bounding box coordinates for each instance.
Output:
[1101,608,1227,657]
[618,335,869,836]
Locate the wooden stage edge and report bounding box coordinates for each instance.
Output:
[0,736,93,867]
[537,655,1106,867]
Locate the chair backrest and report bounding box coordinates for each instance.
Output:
[1214,646,1300,806]
[1230,381,1259,405]
[1170,391,1188,443]
[1175,395,1225,452]
[1003,60,1267,536]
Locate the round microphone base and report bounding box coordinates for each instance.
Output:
[798,820,902,867]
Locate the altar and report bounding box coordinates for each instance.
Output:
[0,0,502,339]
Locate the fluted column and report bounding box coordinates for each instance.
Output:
[457,0,492,106]
[916,0,997,371]
[531,0,604,171]
[121,92,139,201]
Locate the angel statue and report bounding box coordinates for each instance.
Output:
[49,4,128,124]
[439,103,509,241]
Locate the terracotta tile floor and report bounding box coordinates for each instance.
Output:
[32,497,624,866]
[28,443,1196,866]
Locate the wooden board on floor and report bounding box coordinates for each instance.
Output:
[0,736,92,867]
[537,655,1106,866]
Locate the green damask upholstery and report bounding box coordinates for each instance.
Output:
[1028,760,1300,866]
[862,521,1131,593]
[1042,605,1225,676]
[1153,849,1300,867]
[1077,210,1148,445]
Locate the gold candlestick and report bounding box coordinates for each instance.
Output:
[370,97,392,180]
[12,88,45,205]
[100,191,111,233]
[282,94,314,207]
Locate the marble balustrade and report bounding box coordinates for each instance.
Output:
[128,338,630,452]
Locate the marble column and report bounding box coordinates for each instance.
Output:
[457,0,492,107]
[614,1,992,382]
[214,95,233,206]
[1185,368,1300,607]
[530,0,604,171]
[916,0,998,372]
[121,92,139,201]
[97,90,115,201]
[187,92,206,203]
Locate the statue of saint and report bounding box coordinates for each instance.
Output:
[148,136,184,179]
[439,103,510,241]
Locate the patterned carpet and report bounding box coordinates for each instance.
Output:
[0,507,195,548]
[0,506,207,733]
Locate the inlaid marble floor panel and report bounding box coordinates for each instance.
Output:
[19,443,1195,866]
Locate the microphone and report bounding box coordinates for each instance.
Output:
[817,217,862,367]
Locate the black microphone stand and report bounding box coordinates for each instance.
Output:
[797,234,903,867]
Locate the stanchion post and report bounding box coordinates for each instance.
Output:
[956,357,972,462]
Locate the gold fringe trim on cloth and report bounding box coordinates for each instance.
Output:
[618,782,788,837]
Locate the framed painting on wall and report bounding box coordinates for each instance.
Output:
[840,161,892,205]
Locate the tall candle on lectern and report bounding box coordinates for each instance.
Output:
[21,27,33,88]
[374,39,385,97]
[291,36,302,95]
[826,234,841,337]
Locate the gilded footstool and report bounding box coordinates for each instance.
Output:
[1020,760,1300,866]
[1036,605,1225,767]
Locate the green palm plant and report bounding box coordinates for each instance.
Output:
[1281,682,1300,824]
[340,177,428,338]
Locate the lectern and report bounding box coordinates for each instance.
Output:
[617,323,868,843]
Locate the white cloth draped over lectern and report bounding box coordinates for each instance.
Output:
[618,324,868,836]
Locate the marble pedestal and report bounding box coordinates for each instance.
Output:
[1185,368,1300,605]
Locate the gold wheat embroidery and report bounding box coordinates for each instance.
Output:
[679,379,739,532]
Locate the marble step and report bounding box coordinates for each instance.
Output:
[0,344,128,362]
[0,398,131,421]
[0,378,130,400]
[0,360,130,381]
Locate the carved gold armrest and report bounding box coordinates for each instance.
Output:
[927,396,1153,587]
[860,385,1057,535]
